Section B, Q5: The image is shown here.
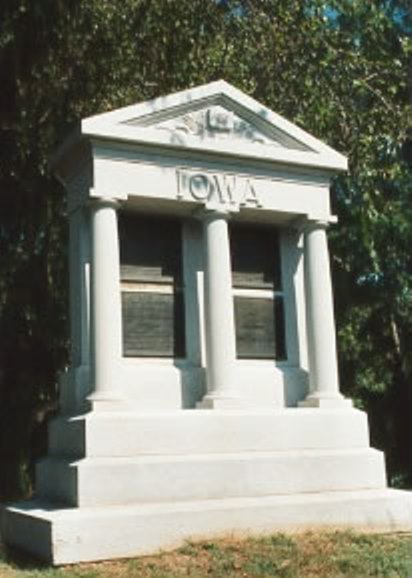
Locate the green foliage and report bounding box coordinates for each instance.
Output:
[0,0,411,497]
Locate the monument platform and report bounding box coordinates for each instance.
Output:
[2,409,411,564]
[3,489,412,565]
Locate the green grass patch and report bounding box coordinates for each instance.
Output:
[0,532,411,578]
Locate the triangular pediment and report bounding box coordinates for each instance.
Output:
[122,100,310,152]
[80,81,347,172]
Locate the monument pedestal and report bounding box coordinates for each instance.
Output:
[2,408,412,564]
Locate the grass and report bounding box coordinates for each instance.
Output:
[0,531,411,578]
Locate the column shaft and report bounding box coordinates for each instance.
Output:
[301,222,351,407]
[89,198,124,406]
[198,211,239,408]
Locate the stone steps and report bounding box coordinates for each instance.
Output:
[48,408,370,458]
[36,447,386,507]
[3,488,412,565]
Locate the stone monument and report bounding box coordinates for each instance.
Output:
[2,81,411,564]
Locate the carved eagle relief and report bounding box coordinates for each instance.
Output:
[139,105,284,147]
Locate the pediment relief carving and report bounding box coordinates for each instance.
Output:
[156,105,282,147]
[124,104,309,151]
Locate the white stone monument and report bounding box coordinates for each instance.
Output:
[2,81,411,564]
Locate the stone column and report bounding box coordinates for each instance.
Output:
[88,197,124,410]
[197,209,241,409]
[300,220,351,408]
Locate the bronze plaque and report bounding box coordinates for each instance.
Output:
[122,291,185,357]
[234,296,286,360]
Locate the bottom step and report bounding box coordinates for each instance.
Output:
[2,489,412,565]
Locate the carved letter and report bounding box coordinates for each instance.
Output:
[189,174,213,201]
[176,169,187,199]
[214,174,237,206]
[240,179,262,207]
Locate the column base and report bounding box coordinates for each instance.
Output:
[197,394,248,410]
[299,394,352,409]
[86,391,127,412]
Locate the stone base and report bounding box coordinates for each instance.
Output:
[2,489,411,565]
[196,395,250,409]
[1,408,410,565]
[86,392,129,412]
[299,395,353,408]
[45,408,373,457]
[35,447,387,507]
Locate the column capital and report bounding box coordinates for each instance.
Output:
[193,206,232,223]
[292,216,337,235]
[68,188,125,216]
[88,194,121,211]
[304,219,330,233]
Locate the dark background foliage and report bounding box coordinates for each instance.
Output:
[0,0,411,499]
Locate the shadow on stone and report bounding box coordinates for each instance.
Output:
[0,541,50,571]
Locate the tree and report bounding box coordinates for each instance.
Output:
[0,0,410,498]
